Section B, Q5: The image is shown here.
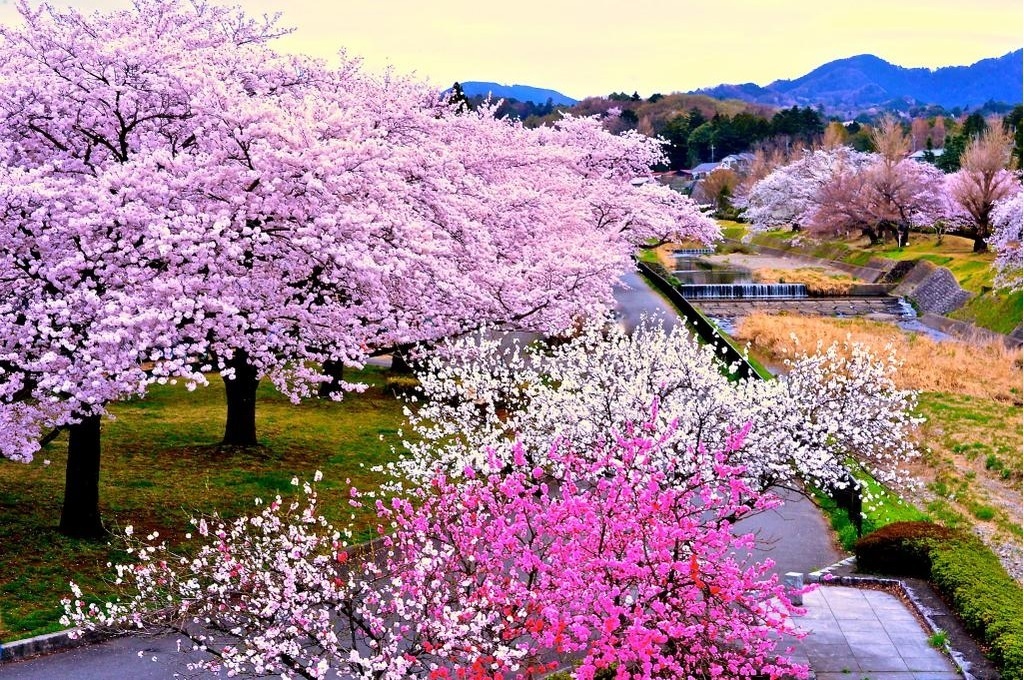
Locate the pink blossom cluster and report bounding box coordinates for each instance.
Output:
[0,0,718,461]
[742,128,1017,255]
[742,146,957,237]
[989,183,1023,290]
[63,424,808,679]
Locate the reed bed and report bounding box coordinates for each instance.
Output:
[735,313,1022,404]
[752,268,858,296]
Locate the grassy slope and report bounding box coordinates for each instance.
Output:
[0,366,406,641]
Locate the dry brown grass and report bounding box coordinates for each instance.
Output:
[651,242,686,271]
[734,313,1023,404]
[752,268,857,296]
[735,312,1023,571]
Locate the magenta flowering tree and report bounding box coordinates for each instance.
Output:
[63,423,807,680]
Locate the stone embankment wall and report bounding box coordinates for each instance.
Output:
[890,261,973,316]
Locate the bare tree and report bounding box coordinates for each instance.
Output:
[930,117,947,149]
[947,128,1017,252]
[822,121,848,149]
[693,167,739,215]
[910,117,930,152]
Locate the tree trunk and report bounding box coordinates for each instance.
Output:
[318,360,344,399]
[862,227,881,246]
[973,232,989,253]
[389,344,416,375]
[222,350,260,446]
[59,415,105,540]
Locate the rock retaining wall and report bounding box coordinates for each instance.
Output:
[891,260,973,316]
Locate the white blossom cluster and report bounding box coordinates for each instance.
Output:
[392,318,921,496]
[989,183,1023,290]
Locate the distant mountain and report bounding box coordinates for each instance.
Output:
[694,50,1023,115]
[458,82,578,106]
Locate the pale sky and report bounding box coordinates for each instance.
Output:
[1,0,1021,100]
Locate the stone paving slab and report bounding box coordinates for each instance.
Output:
[791,586,961,680]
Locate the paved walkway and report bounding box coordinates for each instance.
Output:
[791,586,960,679]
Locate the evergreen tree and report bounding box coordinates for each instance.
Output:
[447,82,473,113]
[1003,104,1023,169]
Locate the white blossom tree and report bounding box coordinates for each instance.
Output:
[392,318,921,497]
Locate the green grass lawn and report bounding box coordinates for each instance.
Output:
[0,365,407,642]
[875,234,1023,333]
[716,219,748,240]
[819,388,1023,552]
[949,288,1024,335]
[873,233,996,294]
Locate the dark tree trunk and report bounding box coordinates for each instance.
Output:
[318,360,344,399]
[389,344,416,375]
[59,415,105,540]
[222,350,260,446]
[973,232,989,253]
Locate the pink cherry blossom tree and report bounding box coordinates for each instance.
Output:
[809,154,950,245]
[64,423,808,680]
[741,146,873,231]
[946,128,1018,252]
[990,183,1023,290]
[0,0,398,535]
[0,0,717,536]
[744,120,954,245]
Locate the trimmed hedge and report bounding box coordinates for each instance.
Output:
[929,540,1023,679]
[854,521,1023,680]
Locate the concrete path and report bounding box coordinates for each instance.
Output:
[790,586,960,680]
[735,486,844,578]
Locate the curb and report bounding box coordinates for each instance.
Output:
[0,534,392,666]
[0,627,110,664]
[807,556,974,680]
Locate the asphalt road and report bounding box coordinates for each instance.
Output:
[0,268,844,679]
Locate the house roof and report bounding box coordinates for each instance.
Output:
[690,162,721,174]
[909,148,945,159]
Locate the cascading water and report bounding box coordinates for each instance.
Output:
[677,283,808,299]
[672,247,716,257]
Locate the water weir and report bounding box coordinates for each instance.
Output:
[677,283,808,300]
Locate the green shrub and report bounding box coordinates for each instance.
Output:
[929,538,1024,680]
[853,521,961,577]
[855,522,1024,680]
